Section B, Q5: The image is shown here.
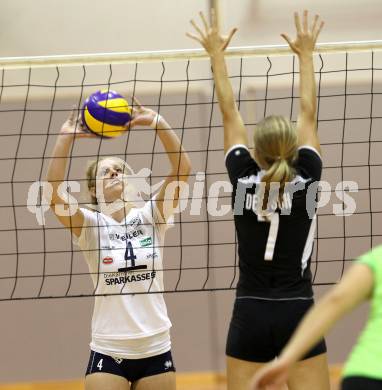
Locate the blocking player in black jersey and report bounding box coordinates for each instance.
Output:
[188,10,330,390]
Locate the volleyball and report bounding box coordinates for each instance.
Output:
[82,90,132,138]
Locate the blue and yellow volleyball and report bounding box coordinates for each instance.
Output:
[82,90,132,138]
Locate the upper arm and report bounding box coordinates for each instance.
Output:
[141,195,172,241]
[296,112,321,155]
[223,108,249,154]
[48,180,85,237]
[155,171,189,223]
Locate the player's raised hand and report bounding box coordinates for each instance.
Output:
[281,10,324,56]
[60,107,94,138]
[186,9,237,57]
[128,96,158,128]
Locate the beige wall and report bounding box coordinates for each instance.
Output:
[0,0,381,57]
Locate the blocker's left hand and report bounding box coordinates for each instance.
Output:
[186,9,237,57]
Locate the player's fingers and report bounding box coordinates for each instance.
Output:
[314,20,325,42]
[186,32,205,47]
[294,11,302,34]
[75,127,94,138]
[132,96,142,109]
[280,33,293,48]
[68,106,77,123]
[221,28,238,50]
[227,27,238,43]
[128,118,137,128]
[211,8,217,30]
[199,11,209,33]
[76,133,92,138]
[123,120,133,130]
[311,14,319,34]
[75,113,83,129]
[302,9,308,32]
[190,19,204,38]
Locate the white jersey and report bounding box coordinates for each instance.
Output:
[73,198,172,358]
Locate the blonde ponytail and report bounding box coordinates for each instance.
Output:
[261,158,295,210]
[254,115,298,211]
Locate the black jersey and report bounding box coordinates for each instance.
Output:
[225,144,322,299]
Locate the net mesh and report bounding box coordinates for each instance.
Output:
[0,48,382,300]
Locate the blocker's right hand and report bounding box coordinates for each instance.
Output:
[186,9,237,57]
[281,10,324,57]
[60,107,95,138]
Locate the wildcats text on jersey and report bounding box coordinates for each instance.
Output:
[244,191,293,215]
[109,229,144,241]
[233,177,311,217]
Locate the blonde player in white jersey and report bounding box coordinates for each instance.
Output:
[47,97,191,390]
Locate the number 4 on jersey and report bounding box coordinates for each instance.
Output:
[118,240,148,272]
[125,241,137,267]
[97,359,103,371]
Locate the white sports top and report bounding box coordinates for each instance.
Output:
[73,198,172,358]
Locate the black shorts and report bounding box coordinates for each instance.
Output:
[342,377,382,390]
[226,297,327,362]
[86,350,175,383]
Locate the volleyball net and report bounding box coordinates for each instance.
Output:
[0,42,382,300]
